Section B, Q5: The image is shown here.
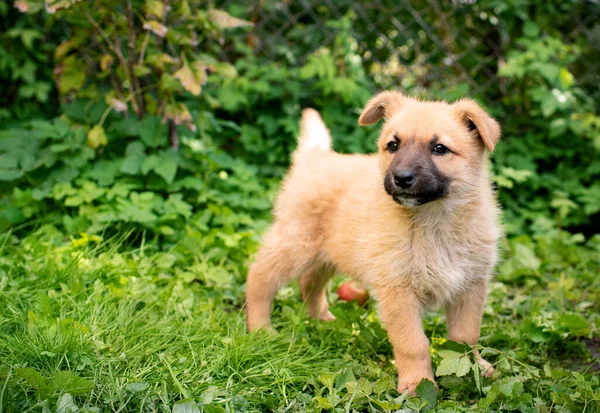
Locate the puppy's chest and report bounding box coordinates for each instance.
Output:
[386,228,492,304]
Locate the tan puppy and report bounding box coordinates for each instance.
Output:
[246,91,501,394]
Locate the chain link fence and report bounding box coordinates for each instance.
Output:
[217,0,600,100]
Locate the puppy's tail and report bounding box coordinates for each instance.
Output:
[295,108,332,156]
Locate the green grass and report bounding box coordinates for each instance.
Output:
[0,226,598,412]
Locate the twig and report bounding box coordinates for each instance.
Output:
[168,119,179,149]
[80,5,125,65]
[113,31,141,117]
[125,0,145,117]
[138,31,150,65]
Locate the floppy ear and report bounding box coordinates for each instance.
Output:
[453,99,501,152]
[358,91,405,126]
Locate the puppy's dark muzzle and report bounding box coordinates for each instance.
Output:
[384,169,449,206]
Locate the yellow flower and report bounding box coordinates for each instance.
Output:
[429,336,447,356]
[71,233,103,247]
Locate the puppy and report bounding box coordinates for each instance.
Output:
[246,91,501,394]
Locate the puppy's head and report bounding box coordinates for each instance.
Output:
[359,91,500,207]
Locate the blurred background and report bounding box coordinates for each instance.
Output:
[0,0,600,243]
[0,1,599,411]
[2,1,600,241]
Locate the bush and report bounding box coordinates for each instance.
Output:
[1,1,599,243]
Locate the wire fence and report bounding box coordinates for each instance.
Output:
[217,0,600,100]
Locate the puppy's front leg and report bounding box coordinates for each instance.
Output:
[376,286,435,395]
[445,279,494,377]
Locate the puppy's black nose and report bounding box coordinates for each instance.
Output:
[394,169,416,188]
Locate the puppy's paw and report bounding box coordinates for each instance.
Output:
[397,377,437,396]
[318,309,336,321]
[476,357,495,377]
[248,324,278,334]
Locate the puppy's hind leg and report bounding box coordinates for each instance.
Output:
[246,230,316,332]
[299,265,336,321]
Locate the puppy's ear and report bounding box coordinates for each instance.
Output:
[358,91,404,126]
[453,99,501,152]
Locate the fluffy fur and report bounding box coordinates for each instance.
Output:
[246,91,502,394]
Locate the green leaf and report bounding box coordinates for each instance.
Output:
[125,382,149,393]
[541,95,559,117]
[334,367,356,390]
[513,243,541,271]
[157,149,179,184]
[500,167,533,183]
[501,378,523,398]
[87,125,108,149]
[59,56,86,95]
[415,379,438,411]
[436,350,462,376]
[106,181,133,200]
[556,314,590,336]
[141,154,160,175]
[523,21,540,37]
[83,160,121,186]
[300,48,335,80]
[117,203,157,224]
[53,182,77,200]
[559,68,575,89]
[134,64,152,76]
[0,169,23,181]
[139,116,168,148]
[531,62,560,84]
[318,373,336,390]
[78,181,106,203]
[15,367,50,397]
[121,142,146,175]
[455,355,472,377]
[56,393,79,413]
[172,399,200,413]
[164,194,192,219]
[141,149,179,184]
[472,362,482,394]
[51,370,95,394]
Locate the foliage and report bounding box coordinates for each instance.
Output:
[0,225,598,411]
[1,1,599,239]
[0,2,57,120]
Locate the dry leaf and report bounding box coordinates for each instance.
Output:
[45,0,82,14]
[173,62,206,96]
[100,54,114,71]
[208,9,254,30]
[165,102,195,131]
[14,1,29,12]
[111,98,127,113]
[143,20,168,38]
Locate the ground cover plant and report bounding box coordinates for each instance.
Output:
[1,0,599,411]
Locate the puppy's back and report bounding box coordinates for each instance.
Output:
[274,110,379,240]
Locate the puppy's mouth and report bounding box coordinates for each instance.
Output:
[391,191,444,207]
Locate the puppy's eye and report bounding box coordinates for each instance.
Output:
[386,139,399,153]
[432,144,449,154]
